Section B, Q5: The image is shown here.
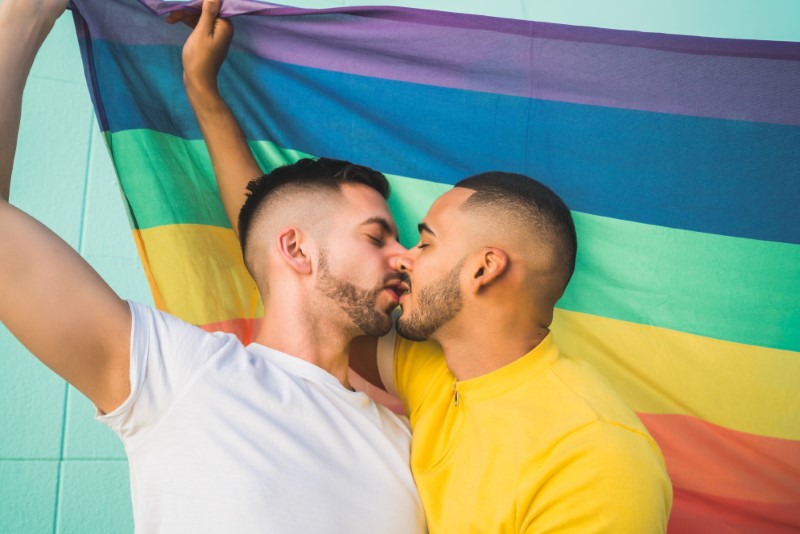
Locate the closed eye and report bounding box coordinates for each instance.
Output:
[360,217,399,246]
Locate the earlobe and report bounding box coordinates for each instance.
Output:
[471,248,508,292]
[277,227,313,275]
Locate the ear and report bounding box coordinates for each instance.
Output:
[276,227,313,275]
[468,247,508,293]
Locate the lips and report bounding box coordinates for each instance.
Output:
[384,278,410,300]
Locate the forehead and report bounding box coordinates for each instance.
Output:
[338,183,397,226]
[423,187,475,228]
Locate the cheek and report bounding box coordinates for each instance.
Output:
[361,247,392,272]
[410,257,437,288]
[344,244,390,280]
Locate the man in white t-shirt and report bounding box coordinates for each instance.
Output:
[0,1,424,532]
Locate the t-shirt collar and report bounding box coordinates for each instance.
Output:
[455,333,560,401]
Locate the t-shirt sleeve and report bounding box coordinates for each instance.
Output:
[518,421,673,533]
[377,331,448,419]
[96,301,236,443]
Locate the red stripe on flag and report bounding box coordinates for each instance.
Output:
[639,413,800,505]
[669,487,800,534]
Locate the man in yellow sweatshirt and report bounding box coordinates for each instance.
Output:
[371,173,673,532]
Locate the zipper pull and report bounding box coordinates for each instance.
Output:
[453,381,460,407]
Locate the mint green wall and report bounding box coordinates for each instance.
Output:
[0,12,150,534]
[1,3,798,533]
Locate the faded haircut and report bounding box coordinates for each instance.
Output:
[454,171,577,292]
[238,157,390,256]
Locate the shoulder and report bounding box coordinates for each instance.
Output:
[553,418,667,474]
[130,301,239,350]
[513,355,673,532]
[534,355,655,443]
[513,353,672,497]
[518,420,672,533]
[128,300,245,384]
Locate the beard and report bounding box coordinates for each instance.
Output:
[316,250,395,337]
[396,258,465,342]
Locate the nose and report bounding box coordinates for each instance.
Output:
[387,239,409,272]
[396,249,415,273]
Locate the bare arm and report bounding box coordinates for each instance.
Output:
[170,0,262,236]
[0,0,65,198]
[173,0,394,397]
[349,336,384,390]
[0,0,131,414]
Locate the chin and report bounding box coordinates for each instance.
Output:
[379,303,398,316]
[394,323,430,343]
[374,318,394,337]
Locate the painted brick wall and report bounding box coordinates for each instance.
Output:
[0,12,152,534]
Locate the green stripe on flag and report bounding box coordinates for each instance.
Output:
[108,129,799,351]
[560,213,800,352]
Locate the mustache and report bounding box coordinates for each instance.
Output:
[383,272,411,290]
[385,272,410,283]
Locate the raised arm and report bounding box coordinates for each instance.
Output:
[0,0,67,198]
[170,0,262,236]
[173,0,396,395]
[0,0,131,414]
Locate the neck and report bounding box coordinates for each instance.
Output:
[251,293,353,388]
[435,306,549,381]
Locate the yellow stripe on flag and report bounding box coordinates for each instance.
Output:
[552,309,800,440]
[135,224,262,326]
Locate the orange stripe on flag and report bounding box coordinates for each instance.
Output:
[640,413,800,504]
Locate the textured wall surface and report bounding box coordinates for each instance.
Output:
[0,12,152,534]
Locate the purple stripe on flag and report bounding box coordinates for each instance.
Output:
[131,0,800,60]
[72,0,800,125]
[348,10,800,61]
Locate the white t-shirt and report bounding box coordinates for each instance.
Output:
[98,302,425,534]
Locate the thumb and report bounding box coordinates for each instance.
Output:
[195,0,222,34]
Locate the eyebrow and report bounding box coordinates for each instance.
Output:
[362,217,400,241]
[418,222,436,237]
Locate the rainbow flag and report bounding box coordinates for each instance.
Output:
[68,0,800,531]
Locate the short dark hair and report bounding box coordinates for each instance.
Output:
[238,157,390,253]
[454,172,577,291]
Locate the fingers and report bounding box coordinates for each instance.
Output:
[196,0,222,34]
[178,0,234,89]
[166,10,200,28]
[169,0,221,31]
[215,16,235,41]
